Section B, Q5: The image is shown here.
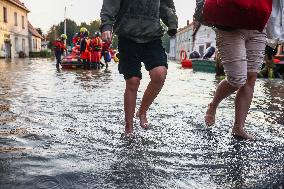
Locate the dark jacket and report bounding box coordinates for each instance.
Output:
[100,0,178,43]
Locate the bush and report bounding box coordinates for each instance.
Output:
[19,51,27,58]
[29,50,52,58]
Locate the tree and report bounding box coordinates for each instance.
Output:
[36,28,43,36]
[46,25,59,49]
[58,19,78,46]
[89,19,101,34]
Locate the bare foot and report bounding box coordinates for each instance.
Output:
[232,127,254,140]
[125,124,134,135]
[124,132,135,139]
[135,112,149,129]
[204,103,217,127]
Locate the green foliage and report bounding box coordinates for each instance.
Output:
[29,50,52,58]
[36,28,43,36]
[89,20,101,34]
[58,19,78,45]
[112,35,118,49]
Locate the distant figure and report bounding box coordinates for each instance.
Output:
[80,31,91,69]
[90,32,103,69]
[72,27,87,46]
[189,51,201,59]
[53,34,67,68]
[100,0,178,136]
[101,41,111,69]
[203,46,216,59]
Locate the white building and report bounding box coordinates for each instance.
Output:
[170,21,194,60]
[28,21,43,53]
[170,21,217,60]
[192,24,216,57]
[168,37,176,60]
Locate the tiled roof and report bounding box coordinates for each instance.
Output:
[28,21,43,39]
[177,22,194,33]
[8,0,30,12]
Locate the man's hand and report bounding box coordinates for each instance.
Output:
[102,31,113,42]
[167,29,177,37]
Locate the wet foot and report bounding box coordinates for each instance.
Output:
[135,112,149,129]
[232,127,254,140]
[121,132,135,140]
[204,103,217,127]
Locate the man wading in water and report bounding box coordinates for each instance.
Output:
[100,0,178,137]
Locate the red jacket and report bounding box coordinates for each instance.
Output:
[53,40,66,52]
[102,41,111,52]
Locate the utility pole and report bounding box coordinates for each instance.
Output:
[64,6,67,45]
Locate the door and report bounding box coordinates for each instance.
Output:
[4,41,11,58]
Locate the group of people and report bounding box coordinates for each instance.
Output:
[72,27,112,69]
[99,0,284,139]
[53,27,112,69]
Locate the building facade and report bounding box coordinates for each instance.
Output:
[192,25,216,57]
[28,21,43,53]
[0,0,29,58]
[170,21,194,60]
[170,21,217,60]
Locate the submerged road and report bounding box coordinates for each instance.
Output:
[0,58,284,189]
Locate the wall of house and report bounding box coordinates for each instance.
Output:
[29,34,42,52]
[169,37,176,60]
[0,0,29,58]
[192,25,216,57]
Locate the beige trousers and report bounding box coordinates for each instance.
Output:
[216,29,266,87]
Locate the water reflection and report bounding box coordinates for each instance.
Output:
[0,58,284,189]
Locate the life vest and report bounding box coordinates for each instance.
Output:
[91,37,102,51]
[80,38,91,60]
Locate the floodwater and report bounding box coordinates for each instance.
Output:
[0,58,284,189]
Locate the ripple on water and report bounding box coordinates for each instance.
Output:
[1,59,284,188]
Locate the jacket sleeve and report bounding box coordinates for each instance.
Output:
[160,0,178,30]
[100,0,122,33]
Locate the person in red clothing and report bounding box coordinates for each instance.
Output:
[80,31,91,69]
[90,32,103,69]
[72,27,87,46]
[53,34,67,68]
[101,40,111,69]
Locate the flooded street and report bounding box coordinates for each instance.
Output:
[1,58,284,189]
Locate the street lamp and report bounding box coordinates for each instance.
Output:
[64,4,72,45]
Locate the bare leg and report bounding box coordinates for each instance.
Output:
[136,66,167,128]
[232,72,257,139]
[205,79,239,126]
[124,77,140,134]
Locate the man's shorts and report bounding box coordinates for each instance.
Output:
[118,37,168,80]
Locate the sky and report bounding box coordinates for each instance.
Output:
[22,0,196,34]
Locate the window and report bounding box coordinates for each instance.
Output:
[206,43,211,49]
[22,16,25,29]
[3,7,7,23]
[33,39,37,49]
[199,45,205,56]
[14,12,18,26]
